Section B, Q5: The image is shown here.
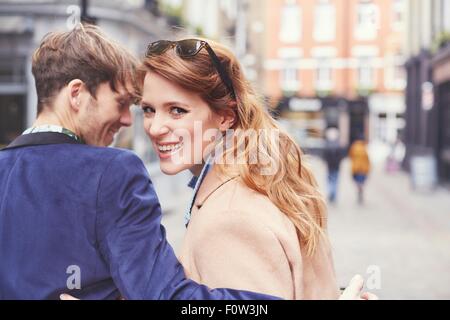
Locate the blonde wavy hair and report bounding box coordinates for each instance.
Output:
[141,39,328,256]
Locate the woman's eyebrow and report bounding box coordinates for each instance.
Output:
[140,100,154,107]
[162,101,190,108]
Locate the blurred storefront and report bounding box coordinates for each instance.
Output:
[368,93,405,145]
[404,50,434,170]
[403,0,450,185]
[432,45,450,184]
[276,95,368,155]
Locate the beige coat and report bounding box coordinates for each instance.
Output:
[179,167,340,300]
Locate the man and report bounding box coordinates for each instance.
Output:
[323,127,345,204]
[0,24,370,300]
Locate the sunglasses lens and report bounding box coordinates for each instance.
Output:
[176,39,203,57]
[147,40,172,56]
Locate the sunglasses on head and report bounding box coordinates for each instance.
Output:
[146,39,236,99]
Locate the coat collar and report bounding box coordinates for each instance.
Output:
[193,165,240,208]
[1,132,83,151]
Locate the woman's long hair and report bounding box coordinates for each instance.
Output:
[141,39,327,256]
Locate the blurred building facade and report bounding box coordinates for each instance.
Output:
[161,0,407,152]
[262,0,407,151]
[159,0,239,47]
[404,0,450,184]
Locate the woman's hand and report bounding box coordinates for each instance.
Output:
[60,294,79,300]
[339,274,379,300]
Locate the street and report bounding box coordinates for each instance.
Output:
[158,154,450,300]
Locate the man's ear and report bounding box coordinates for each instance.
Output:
[67,79,84,112]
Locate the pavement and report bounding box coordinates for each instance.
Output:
[156,152,450,300]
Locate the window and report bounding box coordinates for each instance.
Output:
[385,55,406,90]
[279,1,302,43]
[280,59,300,92]
[443,0,450,32]
[354,0,379,40]
[391,0,405,31]
[315,58,333,90]
[0,57,26,84]
[314,0,336,42]
[358,57,375,89]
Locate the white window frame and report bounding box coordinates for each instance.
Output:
[279,2,302,44]
[354,1,380,41]
[391,0,405,31]
[280,61,300,92]
[444,0,450,31]
[315,58,334,91]
[357,57,376,89]
[313,0,336,42]
[384,55,406,90]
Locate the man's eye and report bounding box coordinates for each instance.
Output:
[170,106,188,115]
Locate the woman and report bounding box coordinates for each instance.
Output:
[139,38,339,300]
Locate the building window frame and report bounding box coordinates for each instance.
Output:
[279,1,302,44]
[315,58,334,91]
[280,60,300,92]
[357,56,376,89]
[384,55,406,90]
[354,0,380,41]
[313,0,336,42]
[391,0,405,31]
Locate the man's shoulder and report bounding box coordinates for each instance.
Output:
[2,144,145,171]
[79,146,146,170]
[83,145,140,160]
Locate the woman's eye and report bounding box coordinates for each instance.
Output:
[142,106,155,114]
[170,106,188,116]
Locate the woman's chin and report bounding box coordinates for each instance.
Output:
[159,164,184,176]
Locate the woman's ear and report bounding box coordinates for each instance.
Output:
[218,109,236,132]
[67,79,84,112]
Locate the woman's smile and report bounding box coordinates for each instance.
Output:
[154,141,184,159]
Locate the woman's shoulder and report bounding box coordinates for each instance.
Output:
[201,177,297,236]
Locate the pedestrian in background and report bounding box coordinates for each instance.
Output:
[323,127,345,204]
[349,137,371,205]
[385,137,405,173]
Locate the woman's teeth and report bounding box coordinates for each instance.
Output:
[158,143,183,153]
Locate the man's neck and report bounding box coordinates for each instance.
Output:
[32,112,79,136]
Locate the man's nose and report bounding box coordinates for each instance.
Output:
[120,107,133,127]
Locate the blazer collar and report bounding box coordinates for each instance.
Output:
[1,132,83,151]
[193,165,239,208]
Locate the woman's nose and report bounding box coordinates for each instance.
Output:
[148,115,170,137]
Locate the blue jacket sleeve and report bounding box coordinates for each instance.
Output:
[96,151,279,300]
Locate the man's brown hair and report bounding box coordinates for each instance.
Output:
[32,23,140,114]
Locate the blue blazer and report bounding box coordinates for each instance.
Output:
[0,133,277,300]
